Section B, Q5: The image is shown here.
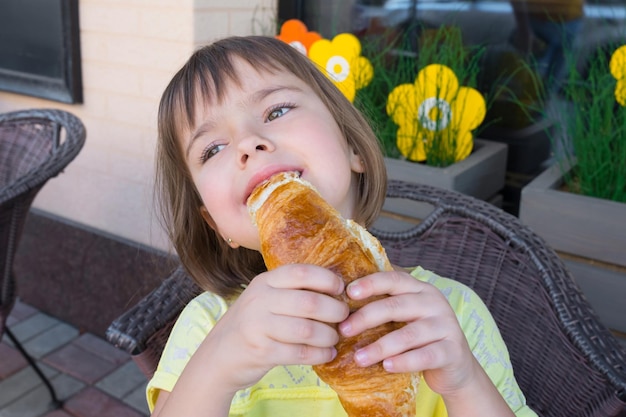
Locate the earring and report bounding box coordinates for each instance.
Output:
[227,238,233,244]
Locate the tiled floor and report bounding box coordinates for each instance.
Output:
[1,300,149,417]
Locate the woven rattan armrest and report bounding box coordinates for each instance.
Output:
[106,266,202,378]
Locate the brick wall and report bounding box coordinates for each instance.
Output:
[0,0,278,252]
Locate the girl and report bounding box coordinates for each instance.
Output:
[149,35,537,417]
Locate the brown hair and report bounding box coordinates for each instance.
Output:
[156,35,387,298]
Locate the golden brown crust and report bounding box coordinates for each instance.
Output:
[248,172,418,417]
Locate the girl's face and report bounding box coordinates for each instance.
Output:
[182,58,365,251]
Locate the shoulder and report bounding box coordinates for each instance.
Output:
[177,291,230,325]
[408,266,480,311]
[161,291,230,356]
[408,266,495,338]
[147,291,231,409]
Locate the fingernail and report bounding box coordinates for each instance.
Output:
[339,321,352,336]
[331,347,338,360]
[347,282,361,298]
[354,349,368,366]
[383,359,393,371]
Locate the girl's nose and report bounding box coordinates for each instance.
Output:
[237,135,273,166]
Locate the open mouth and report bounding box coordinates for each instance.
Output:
[247,171,309,218]
[245,170,302,204]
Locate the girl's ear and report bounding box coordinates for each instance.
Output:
[199,206,240,248]
[350,148,366,173]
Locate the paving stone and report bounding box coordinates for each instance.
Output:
[42,343,118,385]
[0,383,61,417]
[0,342,27,379]
[74,333,131,365]
[5,301,38,327]
[96,361,147,399]
[8,313,62,343]
[0,364,58,409]
[51,373,86,402]
[0,372,82,417]
[63,387,145,417]
[23,322,79,359]
[122,382,150,416]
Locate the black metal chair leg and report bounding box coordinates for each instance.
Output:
[4,327,63,408]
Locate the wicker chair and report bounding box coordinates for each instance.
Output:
[106,180,626,417]
[1,108,86,407]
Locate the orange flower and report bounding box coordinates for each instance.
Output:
[276,19,322,56]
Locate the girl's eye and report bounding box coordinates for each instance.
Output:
[200,143,225,163]
[266,103,295,122]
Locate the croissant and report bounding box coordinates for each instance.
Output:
[248,172,418,417]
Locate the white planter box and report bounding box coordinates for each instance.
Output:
[519,162,626,334]
[384,138,508,201]
[378,138,507,231]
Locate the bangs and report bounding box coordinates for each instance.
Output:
[160,37,306,138]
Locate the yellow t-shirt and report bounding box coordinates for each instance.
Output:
[147,267,537,417]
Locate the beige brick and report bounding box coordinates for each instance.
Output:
[32,167,163,249]
[82,64,143,96]
[104,35,191,72]
[67,142,110,178]
[139,9,193,42]
[79,89,110,120]
[139,70,173,101]
[31,164,94,219]
[79,3,141,36]
[77,31,112,63]
[106,149,154,184]
[233,8,277,36]
[194,11,231,42]
[80,33,125,66]
[78,115,151,156]
[149,42,195,74]
[105,94,158,128]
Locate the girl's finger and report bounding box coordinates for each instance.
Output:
[346,270,424,300]
[268,315,340,347]
[269,288,349,323]
[262,341,338,367]
[340,289,448,338]
[263,264,345,296]
[351,316,454,367]
[381,339,457,374]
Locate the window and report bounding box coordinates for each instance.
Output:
[0,0,82,104]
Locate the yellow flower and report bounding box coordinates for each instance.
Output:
[386,64,486,163]
[610,45,626,106]
[308,33,373,102]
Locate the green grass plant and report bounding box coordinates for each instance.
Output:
[557,46,626,203]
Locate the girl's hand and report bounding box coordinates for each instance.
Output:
[200,264,349,394]
[337,270,478,396]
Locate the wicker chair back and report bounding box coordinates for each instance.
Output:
[373,180,626,417]
[0,108,86,406]
[107,180,626,417]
